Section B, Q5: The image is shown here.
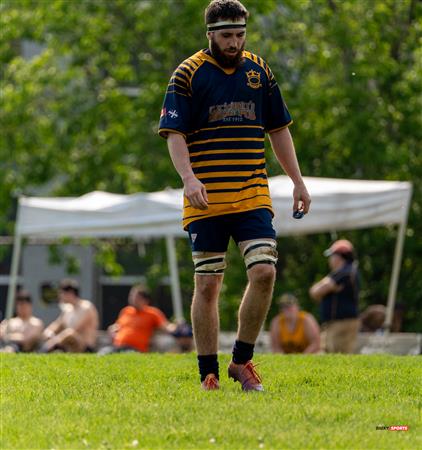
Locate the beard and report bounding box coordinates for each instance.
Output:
[210,38,245,69]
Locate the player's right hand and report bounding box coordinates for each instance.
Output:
[293,181,311,215]
[183,175,208,210]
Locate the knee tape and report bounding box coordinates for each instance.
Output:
[193,253,226,275]
[242,240,278,270]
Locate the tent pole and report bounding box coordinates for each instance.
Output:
[6,232,22,319]
[166,235,184,321]
[384,196,410,332]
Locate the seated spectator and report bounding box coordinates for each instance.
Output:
[269,293,320,354]
[391,303,405,332]
[102,285,176,354]
[41,279,99,353]
[360,304,386,332]
[0,290,44,352]
[359,303,405,332]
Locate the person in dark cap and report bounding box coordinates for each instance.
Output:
[269,293,320,353]
[309,239,361,353]
[0,290,44,352]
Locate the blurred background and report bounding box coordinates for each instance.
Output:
[1,0,421,332]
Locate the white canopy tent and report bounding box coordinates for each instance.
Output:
[7,176,412,330]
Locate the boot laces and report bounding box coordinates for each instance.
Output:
[203,374,219,389]
[241,361,262,384]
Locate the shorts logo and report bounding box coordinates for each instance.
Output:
[191,233,198,243]
[246,70,262,89]
[168,109,178,119]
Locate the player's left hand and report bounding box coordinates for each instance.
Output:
[293,181,311,215]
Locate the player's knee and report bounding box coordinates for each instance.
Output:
[60,328,77,341]
[194,275,221,303]
[248,263,276,286]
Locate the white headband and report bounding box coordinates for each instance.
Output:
[207,20,246,32]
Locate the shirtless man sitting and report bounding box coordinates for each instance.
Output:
[41,279,99,353]
[0,290,44,352]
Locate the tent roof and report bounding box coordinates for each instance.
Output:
[16,176,412,238]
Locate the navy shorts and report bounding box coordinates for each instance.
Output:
[187,208,276,252]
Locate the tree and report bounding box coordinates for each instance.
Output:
[1,0,421,330]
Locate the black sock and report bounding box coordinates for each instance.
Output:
[232,340,254,364]
[198,354,219,382]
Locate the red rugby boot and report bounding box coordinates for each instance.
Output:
[228,360,263,391]
[201,373,220,390]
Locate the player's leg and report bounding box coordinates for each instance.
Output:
[236,253,276,344]
[192,269,224,390]
[320,324,329,353]
[192,270,223,355]
[54,328,86,352]
[187,216,230,390]
[228,209,278,391]
[331,318,360,353]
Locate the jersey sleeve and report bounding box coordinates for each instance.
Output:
[116,306,130,324]
[152,308,168,328]
[158,66,192,139]
[263,64,292,132]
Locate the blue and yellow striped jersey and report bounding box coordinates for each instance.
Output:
[159,49,292,229]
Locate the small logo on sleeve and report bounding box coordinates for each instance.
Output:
[168,109,179,119]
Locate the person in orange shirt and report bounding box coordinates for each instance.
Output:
[269,293,320,354]
[105,285,177,353]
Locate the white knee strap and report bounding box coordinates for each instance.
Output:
[242,240,278,270]
[193,253,227,275]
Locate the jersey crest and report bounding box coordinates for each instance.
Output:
[245,69,262,89]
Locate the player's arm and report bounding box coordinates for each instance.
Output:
[21,322,44,352]
[269,315,283,353]
[107,323,119,339]
[5,332,24,343]
[0,320,8,340]
[167,132,208,210]
[303,314,321,354]
[158,321,177,334]
[269,127,311,215]
[43,316,64,339]
[108,307,127,337]
[309,276,339,302]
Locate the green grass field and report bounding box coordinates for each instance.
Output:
[1,353,421,450]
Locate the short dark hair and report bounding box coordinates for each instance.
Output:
[205,0,249,25]
[16,289,32,303]
[59,278,80,296]
[129,284,152,304]
[278,293,299,309]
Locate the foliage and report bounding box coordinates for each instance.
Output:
[1,0,421,330]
